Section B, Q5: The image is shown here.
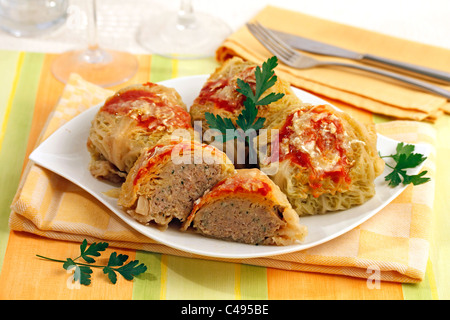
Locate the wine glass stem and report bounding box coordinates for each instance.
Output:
[83,0,110,64]
[86,0,98,50]
[177,0,196,29]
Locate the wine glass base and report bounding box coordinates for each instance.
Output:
[137,11,232,59]
[51,49,139,87]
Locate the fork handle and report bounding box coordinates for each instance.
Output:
[329,61,450,99]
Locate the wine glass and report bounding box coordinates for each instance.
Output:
[137,0,232,59]
[51,0,138,87]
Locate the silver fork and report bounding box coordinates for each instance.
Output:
[247,22,450,100]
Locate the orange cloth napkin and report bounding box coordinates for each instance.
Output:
[9,73,435,283]
[216,5,450,121]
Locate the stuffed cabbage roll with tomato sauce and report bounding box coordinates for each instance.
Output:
[259,104,385,216]
[118,137,235,230]
[189,57,299,134]
[182,168,307,245]
[87,82,193,183]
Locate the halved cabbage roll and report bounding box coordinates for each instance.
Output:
[87,82,193,182]
[182,168,307,245]
[118,137,235,229]
[259,104,385,216]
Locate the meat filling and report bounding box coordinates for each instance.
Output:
[129,162,224,227]
[191,197,286,245]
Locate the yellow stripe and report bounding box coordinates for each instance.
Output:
[234,264,241,299]
[0,52,24,153]
[426,259,439,299]
[160,254,168,299]
[172,58,179,79]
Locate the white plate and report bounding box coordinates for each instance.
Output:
[29,75,431,259]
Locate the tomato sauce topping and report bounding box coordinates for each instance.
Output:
[206,174,271,201]
[278,105,352,191]
[195,66,256,113]
[101,87,191,130]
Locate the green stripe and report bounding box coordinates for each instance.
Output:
[402,263,434,300]
[177,57,218,77]
[0,52,44,273]
[149,55,175,82]
[240,264,268,299]
[132,252,162,300]
[149,56,218,82]
[165,255,236,299]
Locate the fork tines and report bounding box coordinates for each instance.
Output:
[246,22,295,64]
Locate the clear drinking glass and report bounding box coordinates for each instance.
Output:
[51,0,138,87]
[0,0,68,37]
[137,0,231,59]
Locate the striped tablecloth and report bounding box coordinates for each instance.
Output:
[0,50,449,300]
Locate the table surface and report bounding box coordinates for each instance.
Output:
[1,0,449,300]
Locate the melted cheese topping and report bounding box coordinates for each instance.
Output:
[289,108,341,173]
[278,105,353,190]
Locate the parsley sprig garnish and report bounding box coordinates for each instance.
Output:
[205,56,284,142]
[36,239,147,286]
[380,142,430,187]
